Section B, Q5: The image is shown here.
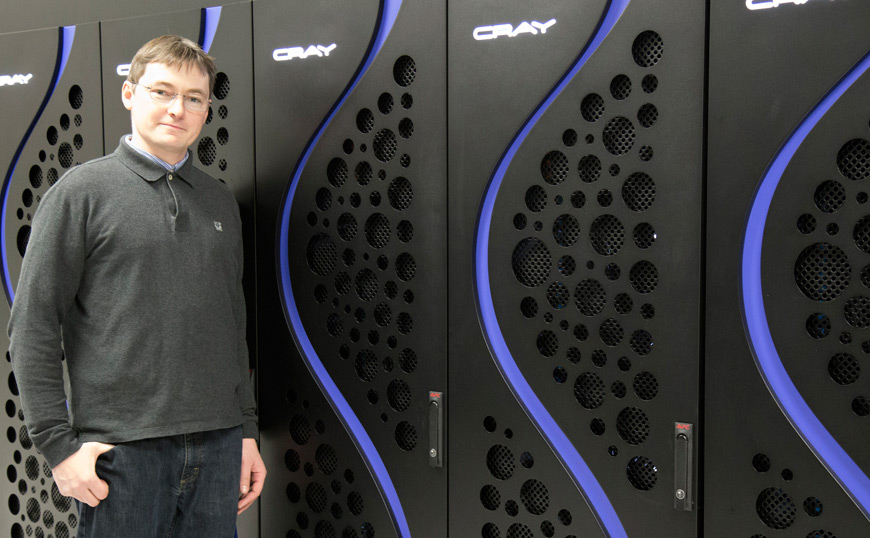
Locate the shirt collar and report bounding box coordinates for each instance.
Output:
[116,136,194,183]
[125,135,189,171]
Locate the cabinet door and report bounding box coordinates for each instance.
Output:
[448,1,704,537]
[255,1,447,537]
[706,2,870,537]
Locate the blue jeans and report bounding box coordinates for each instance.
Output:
[76,426,242,538]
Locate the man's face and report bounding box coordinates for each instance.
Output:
[121,62,210,164]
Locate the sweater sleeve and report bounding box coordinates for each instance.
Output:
[232,203,258,439]
[8,178,87,468]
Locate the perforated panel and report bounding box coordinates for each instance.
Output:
[470,411,608,538]
[754,58,870,537]
[706,0,870,536]
[263,0,446,536]
[2,357,78,538]
[5,65,102,299]
[252,0,388,536]
[485,7,702,536]
[196,65,254,194]
[281,388,392,538]
[448,0,701,536]
[297,52,431,462]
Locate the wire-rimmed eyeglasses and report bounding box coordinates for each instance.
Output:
[132,83,211,113]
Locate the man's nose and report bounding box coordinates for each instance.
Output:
[168,95,186,116]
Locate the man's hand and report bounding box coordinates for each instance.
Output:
[52,442,115,507]
[238,438,266,514]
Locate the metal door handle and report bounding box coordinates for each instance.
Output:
[674,422,693,511]
[428,391,443,467]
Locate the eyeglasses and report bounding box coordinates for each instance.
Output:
[132,83,211,113]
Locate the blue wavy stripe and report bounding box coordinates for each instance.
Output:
[2,25,75,305]
[741,48,870,521]
[276,2,410,537]
[474,2,629,538]
[199,6,222,54]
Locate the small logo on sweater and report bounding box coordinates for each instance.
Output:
[214,221,223,232]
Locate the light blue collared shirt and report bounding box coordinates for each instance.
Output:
[125,135,189,172]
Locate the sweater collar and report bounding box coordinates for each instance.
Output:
[115,135,195,183]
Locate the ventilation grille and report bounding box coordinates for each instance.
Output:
[477,415,588,537]
[196,71,234,179]
[12,85,90,263]
[752,57,870,538]
[3,358,77,538]
[298,55,426,492]
[283,391,379,538]
[783,131,870,425]
[497,30,668,498]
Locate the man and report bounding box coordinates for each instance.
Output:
[8,35,265,536]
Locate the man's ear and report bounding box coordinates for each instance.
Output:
[121,81,135,111]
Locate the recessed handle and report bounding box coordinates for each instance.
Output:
[428,391,443,468]
[674,422,693,511]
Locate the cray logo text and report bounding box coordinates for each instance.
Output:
[746,0,823,9]
[0,73,33,87]
[473,19,557,41]
[273,44,337,62]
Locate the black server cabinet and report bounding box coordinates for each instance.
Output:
[0,22,103,538]
[100,3,257,368]
[0,0,210,35]
[254,0,447,537]
[706,2,870,537]
[448,1,704,537]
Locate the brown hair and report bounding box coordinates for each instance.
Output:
[127,35,216,93]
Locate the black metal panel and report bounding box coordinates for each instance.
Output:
[271,0,448,534]
[252,1,437,537]
[0,0,213,34]
[449,0,703,537]
[0,22,103,538]
[707,1,870,537]
[763,70,870,479]
[274,379,397,538]
[190,3,256,207]
[1,25,104,304]
[253,0,383,533]
[448,2,615,535]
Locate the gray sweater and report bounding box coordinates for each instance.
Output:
[8,138,257,468]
